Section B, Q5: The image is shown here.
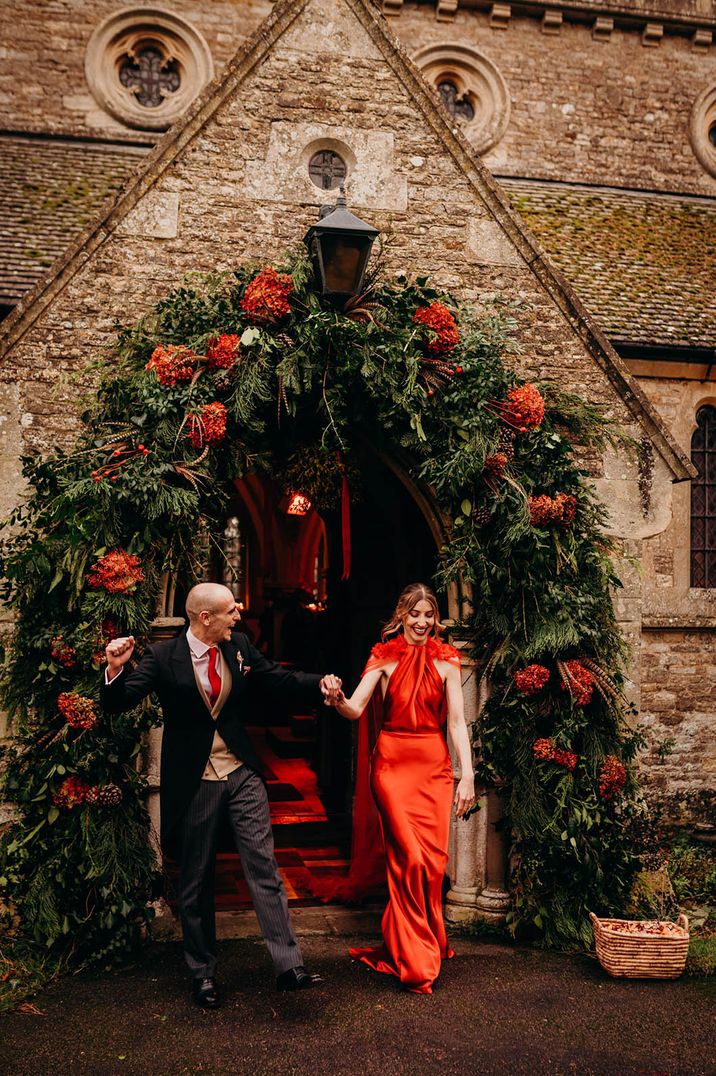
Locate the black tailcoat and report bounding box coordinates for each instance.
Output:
[100,629,322,855]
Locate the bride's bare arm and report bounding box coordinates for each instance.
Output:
[329,666,384,721]
[445,663,476,817]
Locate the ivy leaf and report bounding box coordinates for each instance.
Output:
[461,499,472,516]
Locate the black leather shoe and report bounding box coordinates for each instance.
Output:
[276,965,323,991]
[192,977,221,1009]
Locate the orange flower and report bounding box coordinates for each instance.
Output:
[206,334,240,370]
[187,401,227,450]
[514,664,550,696]
[499,384,545,431]
[240,267,293,324]
[57,692,98,730]
[86,549,144,595]
[413,302,459,356]
[145,344,196,387]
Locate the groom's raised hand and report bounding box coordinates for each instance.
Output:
[105,636,136,681]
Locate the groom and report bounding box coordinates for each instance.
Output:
[101,582,341,1009]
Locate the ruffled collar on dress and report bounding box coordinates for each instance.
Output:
[369,633,460,665]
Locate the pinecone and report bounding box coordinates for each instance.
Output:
[213,372,234,394]
[498,428,516,460]
[98,783,123,808]
[275,332,295,351]
[471,505,492,526]
[85,786,101,805]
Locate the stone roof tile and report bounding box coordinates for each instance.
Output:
[0,136,147,306]
[504,179,716,349]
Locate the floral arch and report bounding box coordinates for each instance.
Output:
[0,251,643,979]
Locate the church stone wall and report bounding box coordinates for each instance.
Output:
[393,5,716,196]
[0,0,270,139]
[632,373,716,815]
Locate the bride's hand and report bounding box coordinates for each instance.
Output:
[320,675,344,706]
[454,774,476,818]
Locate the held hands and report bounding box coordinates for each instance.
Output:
[105,636,136,680]
[454,774,476,819]
[319,674,344,706]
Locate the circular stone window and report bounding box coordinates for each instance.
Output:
[308,149,347,190]
[412,44,510,155]
[85,8,214,131]
[690,84,716,178]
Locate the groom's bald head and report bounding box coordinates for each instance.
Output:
[185,583,236,624]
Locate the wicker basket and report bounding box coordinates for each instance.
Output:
[589,911,689,980]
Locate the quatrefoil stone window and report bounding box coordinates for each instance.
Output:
[85,9,214,131]
[413,44,510,155]
[690,83,716,179]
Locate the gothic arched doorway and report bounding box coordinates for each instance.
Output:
[210,446,440,906]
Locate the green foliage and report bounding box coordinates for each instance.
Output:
[1,248,642,969]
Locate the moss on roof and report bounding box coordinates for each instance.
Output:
[504,178,716,349]
[0,136,146,306]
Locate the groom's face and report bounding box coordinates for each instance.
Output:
[206,594,242,642]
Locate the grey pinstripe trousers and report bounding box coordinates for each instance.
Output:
[176,765,302,980]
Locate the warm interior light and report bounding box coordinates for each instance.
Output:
[285,491,312,516]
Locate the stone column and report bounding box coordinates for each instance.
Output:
[146,608,185,863]
[445,653,510,926]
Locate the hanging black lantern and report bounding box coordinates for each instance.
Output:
[303,186,379,308]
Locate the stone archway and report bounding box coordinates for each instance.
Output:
[146,441,508,923]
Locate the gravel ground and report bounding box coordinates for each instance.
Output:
[1,936,714,1076]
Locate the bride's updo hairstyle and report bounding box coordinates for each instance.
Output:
[381,582,446,641]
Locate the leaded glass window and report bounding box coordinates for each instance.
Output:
[308,150,347,190]
[221,515,248,606]
[691,405,716,588]
[437,81,475,122]
[119,47,181,108]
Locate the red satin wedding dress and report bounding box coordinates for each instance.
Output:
[347,633,460,994]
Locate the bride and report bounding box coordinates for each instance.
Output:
[327,582,475,994]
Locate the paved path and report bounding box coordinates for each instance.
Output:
[1,935,713,1076]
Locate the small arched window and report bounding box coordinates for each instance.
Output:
[220,514,249,608]
[690,405,716,588]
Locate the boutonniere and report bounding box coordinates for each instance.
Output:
[236,652,250,675]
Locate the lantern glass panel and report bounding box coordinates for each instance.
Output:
[319,233,370,295]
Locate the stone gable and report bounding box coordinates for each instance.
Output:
[0,0,691,497]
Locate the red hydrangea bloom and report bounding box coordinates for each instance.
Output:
[413,302,459,356]
[528,492,578,528]
[86,549,144,595]
[560,659,594,706]
[50,636,76,668]
[533,738,578,772]
[187,401,227,450]
[554,492,577,526]
[528,495,557,527]
[514,664,550,696]
[500,384,545,431]
[57,692,98,730]
[483,452,509,480]
[145,344,196,387]
[533,738,555,761]
[552,748,578,773]
[599,755,627,800]
[206,334,240,370]
[240,267,293,323]
[53,775,91,809]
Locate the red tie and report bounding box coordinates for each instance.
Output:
[207,646,221,708]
